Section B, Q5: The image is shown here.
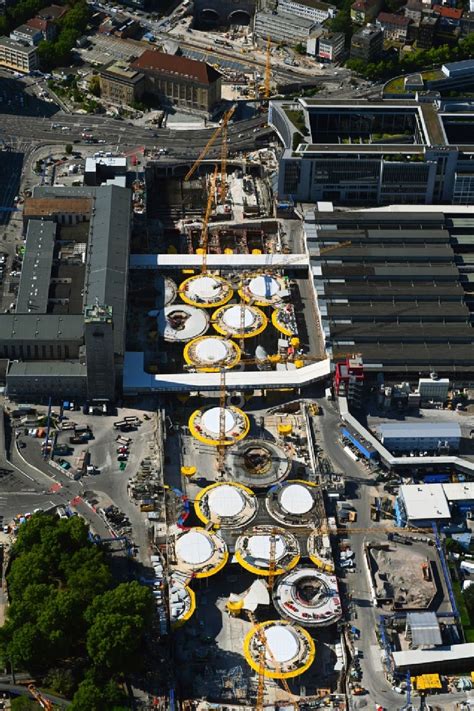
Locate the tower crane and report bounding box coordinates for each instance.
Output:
[264,35,271,100]
[247,611,298,710]
[217,365,228,473]
[184,105,236,183]
[200,165,218,274]
[220,116,230,204]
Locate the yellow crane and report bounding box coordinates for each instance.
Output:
[220,117,230,204]
[264,35,271,100]
[184,105,236,183]
[27,685,53,711]
[247,611,298,710]
[200,165,218,274]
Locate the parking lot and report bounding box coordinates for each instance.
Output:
[12,405,158,564]
[77,33,145,66]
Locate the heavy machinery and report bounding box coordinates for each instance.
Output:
[27,684,53,710]
[184,105,236,183]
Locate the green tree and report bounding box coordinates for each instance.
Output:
[65,144,73,154]
[44,667,76,697]
[5,622,48,673]
[70,678,128,711]
[85,581,154,625]
[11,697,37,711]
[89,75,101,97]
[87,613,145,673]
[465,584,474,618]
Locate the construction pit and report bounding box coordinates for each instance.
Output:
[365,541,439,610]
[225,439,292,489]
[273,567,342,628]
[155,399,343,706]
[127,265,324,378]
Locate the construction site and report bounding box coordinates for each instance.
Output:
[124,57,356,711]
[155,398,346,708]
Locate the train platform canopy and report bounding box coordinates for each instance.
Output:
[392,643,474,671]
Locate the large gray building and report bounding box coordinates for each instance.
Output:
[305,204,474,378]
[4,185,131,402]
[269,97,474,205]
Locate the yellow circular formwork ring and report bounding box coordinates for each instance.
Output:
[171,586,196,629]
[194,481,255,525]
[193,548,229,579]
[234,549,300,577]
[211,305,268,339]
[224,248,234,254]
[243,621,316,680]
[181,465,197,477]
[238,289,280,308]
[308,553,335,574]
[272,308,298,337]
[183,336,242,373]
[188,408,250,447]
[179,275,234,309]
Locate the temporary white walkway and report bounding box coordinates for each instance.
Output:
[123,352,331,392]
[338,396,474,474]
[129,253,309,270]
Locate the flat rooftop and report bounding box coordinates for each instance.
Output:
[273,98,474,151]
[307,206,474,373]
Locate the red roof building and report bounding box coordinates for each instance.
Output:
[130,50,222,115]
[432,4,463,21]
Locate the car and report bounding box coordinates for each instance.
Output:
[117,447,129,454]
[117,454,128,461]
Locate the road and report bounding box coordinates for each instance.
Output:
[0,110,271,153]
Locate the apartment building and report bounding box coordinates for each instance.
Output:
[278,0,337,23]
[0,36,38,72]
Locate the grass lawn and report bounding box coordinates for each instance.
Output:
[452,578,474,641]
[284,109,308,135]
[384,77,406,94]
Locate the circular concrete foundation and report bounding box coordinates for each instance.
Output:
[157,305,209,342]
[194,482,258,528]
[189,405,250,447]
[266,480,319,527]
[273,567,342,627]
[173,527,228,578]
[239,273,288,307]
[243,620,315,679]
[180,274,233,308]
[212,304,268,339]
[234,525,300,576]
[183,336,241,372]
